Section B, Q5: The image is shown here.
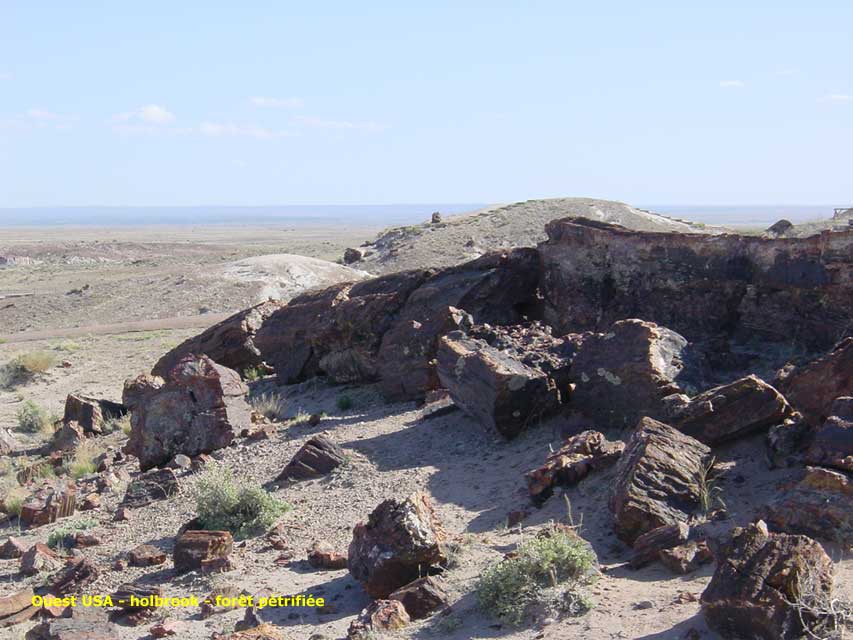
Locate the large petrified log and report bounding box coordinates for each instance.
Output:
[610,417,712,544]
[254,249,540,400]
[765,466,853,544]
[62,394,127,434]
[539,218,853,360]
[124,354,251,471]
[152,300,285,379]
[778,338,853,424]
[701,520,836,640]
[436,331,561,438]
[672,375,793,444]
[570,319,705,430]
[348,492,447,598]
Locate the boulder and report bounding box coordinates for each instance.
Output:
[347,600,410,639]
[62,394,126,434]
[47,557,100,595]
[388,576,450,619]
[306,541,347,569]
[701,520,836,640]
[766,416,813,469]
[127,544,167,567]
[526,430,624,504]
[0,536,25,559]
[20,482,76,527]
[125,354,252,471]
[121,468,179,508]
[765,466,853,545]
[173,530,233,574]
[20,543,62,576]
[121,374,163,410]
[778,338,853,424]
[277,436,347,481]
[570,320,705,430]
[804,396,853,472]
[152,300,284,378]
[436,331,561,438]
[50,422,85,453]
[610,417,713,545]
[766,219,793,236]
[348,491,447,598]
[673,375,792,444]
[343,248,364,264]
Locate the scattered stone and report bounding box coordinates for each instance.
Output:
[112,583,162,612]
[121,468,179,508]
[128,544,167,567]
[173,529,233,574]
[610,417,712,545]
[277,436,347,481]
[526,430,624,503]
[0,587,34,619]
[0,536,25,559]
[72,532,101,547]
[265,523,288,550]
[388,576,450,619]
[431,211,442,224]
[348,491,447,597]
[20,481,76,526]
[166,454,192,470]
[658,540,713,574]
[765,219,793,236]
[673,375,792,444]
[571,320,705,430]
[0,428,16,455]
[436,331,562,438]
[804,396,853,472]
[79,493,100,511]
[149,619,188,637]
[20,543,62,576]
[308,413,322,426]
[506,510,528,527]
[307,541,347,569]
[112,559,127,571]
[25,609,118,640]
[778,337,853,424]
[765,466,853,544]
[47,557,100,595]
[199,585,250,619]
[124,354,252,470]
[630,522,690,569]
[701,520,836,640]
[113,507,130,522]
[348,600,410,638]
[214,623,285,640]
[633,600,654,610]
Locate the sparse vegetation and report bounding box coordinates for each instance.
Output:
[1,351,56,389]
[786,564,853,639]
[47,518,97,552]
[66,439,102,479]
[51,340,81,352]
[16,400,54,434]
[336,393,354,411]
[103,413,131,435]
[243,365,264,382]
[287,410,312,426]
[195,465,291,538]
[696,457,726,517]
[250,392,288,421]
[476,525,596,626]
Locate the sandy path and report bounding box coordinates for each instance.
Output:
[0,312,230,343]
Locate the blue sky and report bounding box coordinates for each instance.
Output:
[1,1,851,208]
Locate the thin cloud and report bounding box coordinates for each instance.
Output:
[113,104,176,125]
[819,94,852,103]
[294,115,386,132]
[719,80,745,89]
[774,67,799,77]
[250,96,303,108]
[24,108,77,129]
[199,122,295,139]
[0,71,11,81]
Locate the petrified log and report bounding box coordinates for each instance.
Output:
[121,468,179,508]
[173,530,233,574]
[570,319,705,430]
[62,394,126,434]
[20,543,61,576]
[389,576,449,619]
[610,417,712,545]
[526,430,624,503]
[436,332,561,438]
[20,482,76,527]
[348,600,410,638]
[777,338,853,424]
[277,436,347,481]
[701,520,835,640]
[348,492,447,598]
[127,544,167,567]
[804,396,853,472]
[673,375,792,444]
[47,557,100,595]
[629,522,690,569]
[306,541,347,569]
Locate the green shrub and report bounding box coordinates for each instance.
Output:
[16,400,53,434]
[250,393,287,421]
[336,394,354,411]
[243,366,264,382]
[66,440,102,479]
[476,525,596,626]
[47,518,97,551]
[195,465,290,538]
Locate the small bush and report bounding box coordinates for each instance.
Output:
[336,394,354,411]
[195,465,290,538]
[66,440,102,479]
[47,518,97,551]
[52,340,80,353]
[15,351,55,374]
[243,366,264,382]
[103,413,131,435]
[2,487,28,518]
[250,393,288,421]
[16,400,53,434]
[476,525,596,626]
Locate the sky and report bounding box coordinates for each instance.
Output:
[1,1,852,209]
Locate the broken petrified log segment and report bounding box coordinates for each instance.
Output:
[50,421,85,453]
[701,520,836,640]
[570,319,705,430]
[777,337,853,424]
[348,600,410,639]
[610,417,712,545]
[804,396,853,472]
[26,608,118,640]
[20,482,76,527]
[47,557,100,595]
[306,541,348,569]
[20,543,62,576]
[629,522,690,569]
[0,588,34,621]
[152,300,285,379]
[436,331,561,438]
[0,536,25,559]
[127,544,167,567]
[173,530,233,574]
[764,466,853,545]
[121,468,179,508]
[62,393,127,434]
[526,430,624,504]
[672,375,793,444]
[277,436,347,481]
[124,354,251,471]
[348,491,447,598]
[766,415,813,469]
[388,576,449,619]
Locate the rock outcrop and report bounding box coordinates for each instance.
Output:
[701,520,836,640]
[777,338,853,424]
[125,355,251,471]
[610,418,712,544]
[672,375,792,444]
[348,492,447,598]
[570,320,705,430]
[152,300,284,379]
